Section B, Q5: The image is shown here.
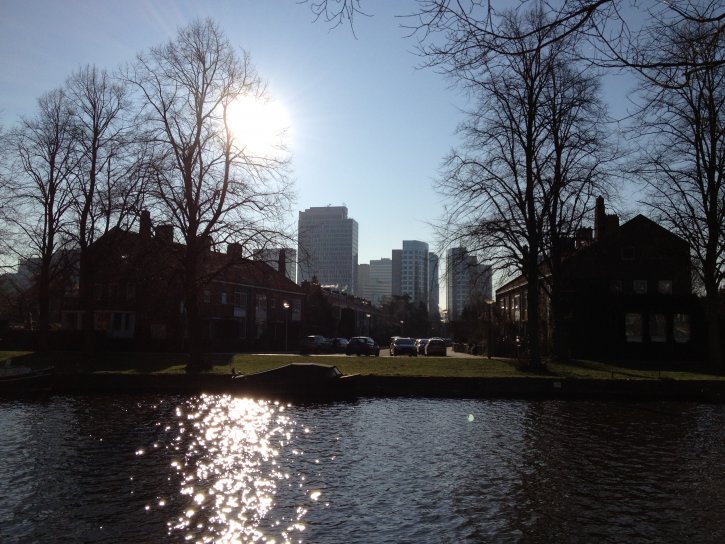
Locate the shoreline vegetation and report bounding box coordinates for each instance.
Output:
[3,351,725,402]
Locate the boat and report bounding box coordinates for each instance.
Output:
[232,363,357,401]
[0,363,55,396]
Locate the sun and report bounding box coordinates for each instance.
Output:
[226,94,291,158]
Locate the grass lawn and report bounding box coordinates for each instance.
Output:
[1,350,723,381]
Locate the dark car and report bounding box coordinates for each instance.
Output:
[390,337,417,356]
[300,335,331,355]
[425,337,447,356]
[330,337,349,353]
[346,336,380,356]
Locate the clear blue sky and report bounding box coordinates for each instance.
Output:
[1,0,640,298]
[0,0,467,263]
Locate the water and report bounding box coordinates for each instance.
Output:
[1,395,724,543]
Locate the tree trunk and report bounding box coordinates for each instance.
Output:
[526,257,543,370]
[79,250,96,358]
[184,243,209,373]
[704,282,723,370]
[37,262,50,353]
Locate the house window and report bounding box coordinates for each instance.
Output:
[203,290,211,304]
[658,280,673,294]
[633,280,647,295]
[610,280,622,294]
[625,313,643,343]
[221,292,228,305]
[674,314,691,343]
[650,314,667,342]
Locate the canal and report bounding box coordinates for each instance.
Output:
[1,396,724,543]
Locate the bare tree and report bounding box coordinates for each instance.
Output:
[631,3,725,368]
[126,19,293,372]
[425,6,609,367]
[65,64,143,355]
[6,89,78,350]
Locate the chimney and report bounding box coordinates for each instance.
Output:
[594,196,606,242]
[278,249,287,277]
[139,210,152,238]
[228,243,242,258]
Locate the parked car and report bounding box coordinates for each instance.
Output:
[346,336,380,356]
[390,337,417,356]
[425,337,447,356]
[330,337,349,353]
[415,338,429,355]
[300,335,331,355]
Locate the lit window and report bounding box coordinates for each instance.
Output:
[674,314,691,343]
[633,280,647,294]
[625,313,643,342]
[650,314,666,342]
[658,280,672,294]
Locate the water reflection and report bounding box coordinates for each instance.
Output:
[1,397,724,543]
[162,395,309,543]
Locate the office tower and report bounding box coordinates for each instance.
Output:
[446,247,492,321]
[253,248,297,282]
[357,263,370,300]
[368,258,392,307]
[396,240,429,307]
[297,206,359,294]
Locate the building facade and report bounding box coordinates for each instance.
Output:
[446,247,493,321]
[297,206,359,294]
[391,240,428,307]
[495,199,704,360]
[368,258,393,307]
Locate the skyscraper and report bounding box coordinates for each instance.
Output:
[392,240,430,307]
[297,206,359,294]
[446,247,492,321]
[368,258,392,307]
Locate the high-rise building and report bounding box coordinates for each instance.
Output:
[357,263,370,300]
[253,248,297,282]
[368,258,392,307]
[297,206,359,294]
[446,247,492,321]
[392,240,430,307]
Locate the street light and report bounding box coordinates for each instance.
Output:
[400,320,405,336]
[282,301,290,352]
[366,313,371,336]
[484,298,494,359]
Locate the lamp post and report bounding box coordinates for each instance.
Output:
[282,301,290,352]
[484,298,494,359]
[366,313,371,336]
[400,320,405,336]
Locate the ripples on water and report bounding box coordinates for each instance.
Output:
[1,396,724,543]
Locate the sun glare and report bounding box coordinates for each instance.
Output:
[226,94,291,158]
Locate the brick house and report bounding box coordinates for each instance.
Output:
[496,198,705,360]
[61,214,304,352]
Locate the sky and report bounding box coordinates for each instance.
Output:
[1,0,640,300]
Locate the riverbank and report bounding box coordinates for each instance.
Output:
[48,371,725,403]
[5,351,725,402]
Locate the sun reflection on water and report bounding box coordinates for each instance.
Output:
[167,395,307,543]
